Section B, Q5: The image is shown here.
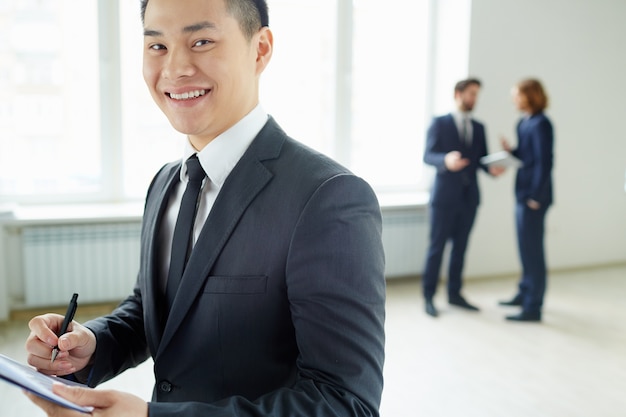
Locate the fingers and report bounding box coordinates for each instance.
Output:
[56,322,89,352]
[53,384,149,416]
[28,314,63,348]
[489,166,506,176]
[29,354,76,376]
[500,136,512,152]
[53,383,105,407]
[27,385,98,414]
[445,151,467,171]
[25,390,83,417]
[527,199,541,210]
[26,314,96,376]
[27,347,76,376]
[26,314,67,374]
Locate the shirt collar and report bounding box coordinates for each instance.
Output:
[179,104,268,188]
[452,110,472,122]
[451,111,472,133]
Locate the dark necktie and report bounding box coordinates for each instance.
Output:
[165,154,206,313]
[462,116,471,146]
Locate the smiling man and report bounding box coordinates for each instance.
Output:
[24,1,386,416]
[142,0,267,148]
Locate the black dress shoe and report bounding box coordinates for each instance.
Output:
[499,294,523,306]
[425,300,438,317]
[506,311,541,322]
[448,296,479,311]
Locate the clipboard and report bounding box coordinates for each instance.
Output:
[0,353,94,413]
[480,151,523,168]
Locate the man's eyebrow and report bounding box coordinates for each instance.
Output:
[143,29,161,37]
[182,21,216,33]
[143,22,216,37]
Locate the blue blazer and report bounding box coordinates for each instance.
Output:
[512,112,554,206]
[424,114,489,207]
[83,118,386,416]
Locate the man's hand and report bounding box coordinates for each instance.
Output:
[26,383,148,417]
[26,314,96,376]
[444,151,470,172]
[500,136,513,153]
[489,165,506,176]
[527,199,541,210]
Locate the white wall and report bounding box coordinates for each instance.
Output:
[463,0,626,277]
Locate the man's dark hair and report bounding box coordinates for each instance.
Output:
[140,0,269,40]
[454,78,482,94]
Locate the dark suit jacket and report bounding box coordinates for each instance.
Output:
[511,112,554,206]
[423,114,489,207]
[84,118,386,416]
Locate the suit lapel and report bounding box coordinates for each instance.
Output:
[157,119,283,355]
[446,114,465,147]
[517,118,530,151]
[142,163,181,354]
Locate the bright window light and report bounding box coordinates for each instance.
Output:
[0,0,100,201]
[0,0,467,205]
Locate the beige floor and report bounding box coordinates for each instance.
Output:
[1,264,624,416]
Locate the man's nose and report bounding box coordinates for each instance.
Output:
[162,48,196,80]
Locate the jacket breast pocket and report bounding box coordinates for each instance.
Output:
[202,275,268,294]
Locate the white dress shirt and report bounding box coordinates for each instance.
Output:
[452,111,473,146]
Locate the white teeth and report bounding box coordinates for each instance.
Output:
[169,89,206,100]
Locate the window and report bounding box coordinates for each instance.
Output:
[350,0,431,192]
[259,1,337,159]
[264,0,471,196]
[262,0,434,193]
[1,0,468,205]
[0,0,101,202]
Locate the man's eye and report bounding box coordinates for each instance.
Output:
[149,44,166,51]
[193,39,212,47]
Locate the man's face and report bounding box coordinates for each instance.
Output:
[455,84,480,112]
[142,0,272,150]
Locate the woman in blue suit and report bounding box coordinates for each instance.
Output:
[501,79,554,322]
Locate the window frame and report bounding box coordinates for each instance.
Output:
[1,0,470,206]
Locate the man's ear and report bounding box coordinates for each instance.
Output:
[255,27,273,75]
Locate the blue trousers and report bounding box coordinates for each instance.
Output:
[515,202,549,313]
[422,203,478,300]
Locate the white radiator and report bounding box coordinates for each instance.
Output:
[21,222,141,307]
[14,208,427,308]
[381,208,429,278]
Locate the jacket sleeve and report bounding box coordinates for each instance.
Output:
[529,118,554,202]
[83,286,150,387]
[423,118,448,172]
[477,124,491,174]
[511,120,522,159]
[148,174,386,417]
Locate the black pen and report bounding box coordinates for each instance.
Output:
[51,293,78,363]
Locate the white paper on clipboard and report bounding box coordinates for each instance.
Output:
[480,151,523,168]
[0,354,94,413]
